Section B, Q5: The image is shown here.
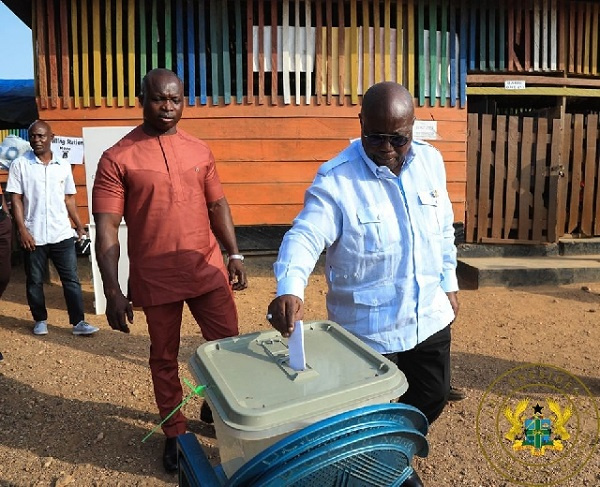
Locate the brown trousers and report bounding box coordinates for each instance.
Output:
[0,216,12,298]
[144,285,239,438]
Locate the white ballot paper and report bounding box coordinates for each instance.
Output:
[288,320,306,371]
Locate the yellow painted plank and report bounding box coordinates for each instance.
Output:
[116,0,125,106]
[70,0,79,108]
[80,0,90,107]
[584,2,591,74]
[331,27,339,95]
[397,0,403,84]
[467,86,600,96]
[384,0,391,80]
[128,0,136,106]
[407,0,415,95]
[374,0,381,83]
[362,1,369,93]
[593,4,599,75]
[106,0,113,106]
[93,0,102,106]
[350,0,358,104]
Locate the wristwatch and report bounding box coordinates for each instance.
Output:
[228,254,244,262]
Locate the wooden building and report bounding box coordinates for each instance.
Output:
[3,0,600,244]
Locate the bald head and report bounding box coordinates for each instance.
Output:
[139,68,183,102]
[361,82,414,121]
[28,120,52,134]
[359,82,415,175]
[28,120,54,161]
[139,69,184,136]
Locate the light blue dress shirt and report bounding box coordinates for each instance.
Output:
[6,150,77,246]
[274,139,458,354]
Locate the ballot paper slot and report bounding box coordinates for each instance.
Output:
[258,338,318,381]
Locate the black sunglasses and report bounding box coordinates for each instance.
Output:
[364,133,411,148]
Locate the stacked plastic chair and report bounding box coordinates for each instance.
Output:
[177,403,429,487]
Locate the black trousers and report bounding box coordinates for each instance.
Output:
[384,325,451,425]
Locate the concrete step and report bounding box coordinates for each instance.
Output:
[457,254,600,289]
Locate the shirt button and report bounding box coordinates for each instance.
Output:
[372,299,378,305]
[343,274,348,279]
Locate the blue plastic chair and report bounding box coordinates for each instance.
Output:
[177,403,429,487]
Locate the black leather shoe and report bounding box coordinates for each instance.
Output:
[200,401,214,424]
[163,436,178,473]
[401,470,424,486]
[448,386,467,401]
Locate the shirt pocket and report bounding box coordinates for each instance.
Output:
[356,205,399,252]
[352,284,398,334]
[417,190,442,235]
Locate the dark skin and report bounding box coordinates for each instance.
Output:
[94,69,247,333]
[268,82,458,336]
[11,121,86,252]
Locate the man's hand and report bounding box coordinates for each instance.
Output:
[446,291,459,321]
[105,291,134,333]
[267,294,304,337]
[18,228,36,251]
[227,259,248,291]
[75,226,87,240]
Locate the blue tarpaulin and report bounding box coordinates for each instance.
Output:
[0,79,38,128]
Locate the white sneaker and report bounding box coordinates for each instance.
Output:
[33,320,48,335]
[72,320,99,336]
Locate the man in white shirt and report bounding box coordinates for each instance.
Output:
[267,82,459,487]
[7,120,99,337]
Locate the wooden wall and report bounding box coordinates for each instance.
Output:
[27,99,466,227]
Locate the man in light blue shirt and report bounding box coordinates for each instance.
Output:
[268,82,458,486]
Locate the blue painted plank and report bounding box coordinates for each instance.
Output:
[418,0,425,106]
[198,0,207,104]
[469,1,476,70]
[460,1,467,107]
[187,0,196,105]
[222,1,231,104]
[235,0,243,103]
[450,2,457,107]
[176,0,184,80]
[210,0,220,104]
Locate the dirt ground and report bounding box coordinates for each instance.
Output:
[0,256,599,487]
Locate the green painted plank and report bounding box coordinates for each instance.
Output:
[489,1,495,70]
[499,4,505,69]
[429,0,437,106]
[479,0,486,70]
[139,0,146,75]
[165,0,172,69]
[440,0,447,105]
[151,0,158,69]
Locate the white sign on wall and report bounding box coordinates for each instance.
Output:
[82,126,135,315]
[504,80,526,90]
[413,121,439,141]
[51,136,84,164]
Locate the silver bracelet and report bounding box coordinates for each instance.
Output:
[228,254,245,261]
